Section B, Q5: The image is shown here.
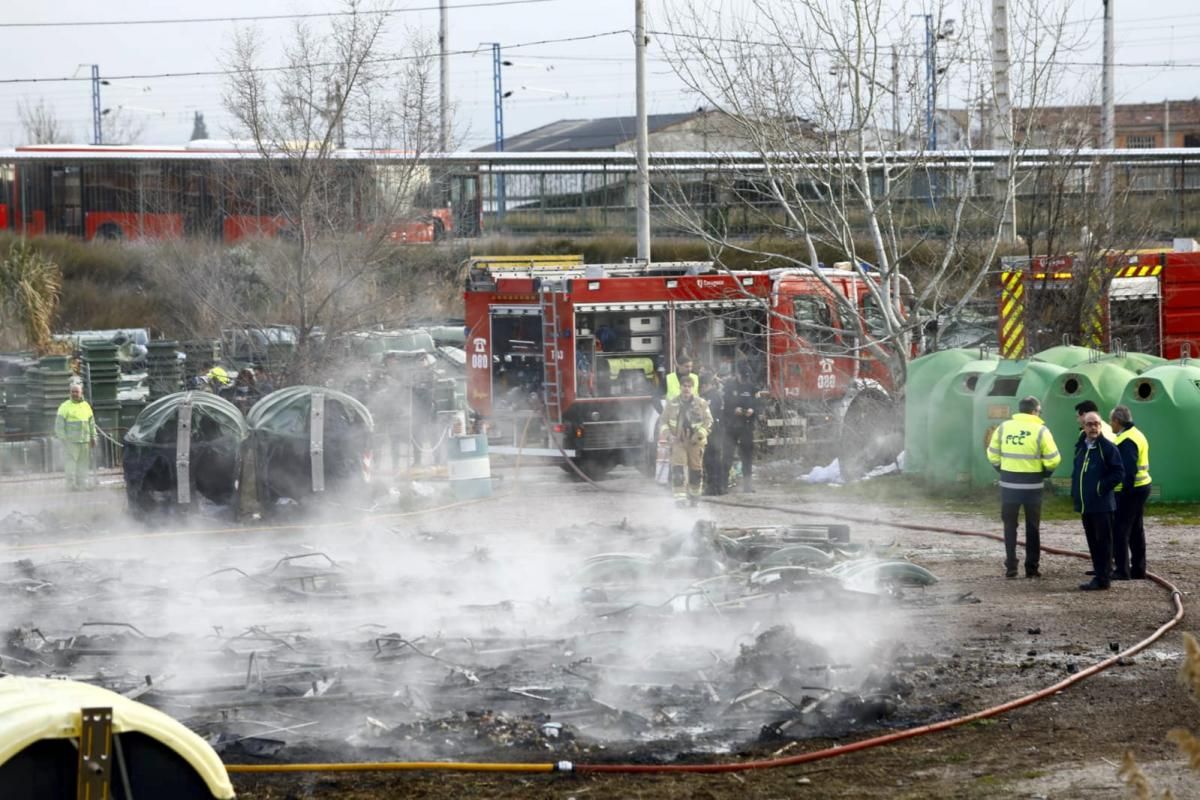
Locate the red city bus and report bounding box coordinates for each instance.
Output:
[0,144,480,243]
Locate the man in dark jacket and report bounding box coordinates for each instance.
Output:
[1071,411,1126,591]
[700,371,727,495]
[723,364,762,493]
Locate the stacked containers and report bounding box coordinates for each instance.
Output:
[1040,358,1138,480]
[1118,362,1200,502]
[923,355,999,487]
[147,341,183,400]
[2,373,29,437]
[970,359,1069,489]
[25,356,74,438]
[82,341,122,465]
[903,348,978,476]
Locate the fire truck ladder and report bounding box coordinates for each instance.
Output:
[539,282,566,425]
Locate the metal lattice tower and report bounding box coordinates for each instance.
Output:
[91,65,103,145]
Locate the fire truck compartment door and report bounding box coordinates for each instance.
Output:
[1109,277,1159,300]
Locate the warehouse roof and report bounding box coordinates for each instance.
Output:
[474,112,702,152]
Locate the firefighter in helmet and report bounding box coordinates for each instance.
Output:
[660,376,713,506]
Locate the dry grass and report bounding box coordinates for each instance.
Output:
[1121,631,1200,798]
[0,240,62,352]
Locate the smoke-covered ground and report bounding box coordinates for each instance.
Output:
[2,464,1199,799]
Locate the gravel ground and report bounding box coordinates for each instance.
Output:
[2,461,1197,799]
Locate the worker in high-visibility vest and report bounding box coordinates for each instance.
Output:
[54,381,97,491]
[664,357,699,401]
[1110,405,1152,580]
[987,395,1062,579]
[206,364,232,389]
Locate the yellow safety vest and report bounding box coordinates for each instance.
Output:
[665,372,699,401]
[606,356,656,379]
[207,366,231,386]
[1113,425,1151,489]
[987,412,1061,489]
[55,398,96,443]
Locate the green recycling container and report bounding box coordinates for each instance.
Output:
[1118,363,1200,502]
[903,348,979,476]
[1030,345,1095,368]
[970,359,1068,489]
[1102,352,1167,373]
[923,356,998,487]
[1041,360,1137,479]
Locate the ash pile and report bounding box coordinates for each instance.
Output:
[0,517,948,764]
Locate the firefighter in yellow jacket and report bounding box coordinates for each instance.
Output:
[986,395,1062,578]
[55,381,97,491]
[660,378,713,506]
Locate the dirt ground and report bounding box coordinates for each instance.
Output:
[2,462,1198,800]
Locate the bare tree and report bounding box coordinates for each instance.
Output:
[154,1,442,378]
[100,107,148,145]
[657,0,1090,382]
[17,97,66,144]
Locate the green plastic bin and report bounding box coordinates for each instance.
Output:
[903,348,979,476]
[1041,360,1137,479]
[1118,363,1200,502]
[923,356,998,487]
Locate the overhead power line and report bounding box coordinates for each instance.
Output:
[0,0,555,29]
[645,28,1200,70]
[0,31,630,86]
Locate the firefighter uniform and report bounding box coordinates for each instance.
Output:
[1113,423,1152,579]
[987,411,1062,577]
[661,392,713,504]
[55,393,97,491]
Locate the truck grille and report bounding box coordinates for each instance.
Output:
[579,420,644,451]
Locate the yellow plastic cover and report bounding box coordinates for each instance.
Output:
[0,676,234,799]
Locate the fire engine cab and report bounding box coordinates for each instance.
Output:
[464,257,905,477]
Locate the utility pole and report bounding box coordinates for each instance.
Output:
[634,0,651,264]
[991,0,1016,242]
[439,0,449,153]
[490,42,507,222]
[91,65,103,146]
[1101,0,1115,226]
[491,43,504,153]
[922,15,936,151]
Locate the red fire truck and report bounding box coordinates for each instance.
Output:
[464,258,907,477]
[998,248,1200,358]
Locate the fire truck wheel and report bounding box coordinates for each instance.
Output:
[837,390,903,482]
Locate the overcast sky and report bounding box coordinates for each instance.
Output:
[1,0,1198,149]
